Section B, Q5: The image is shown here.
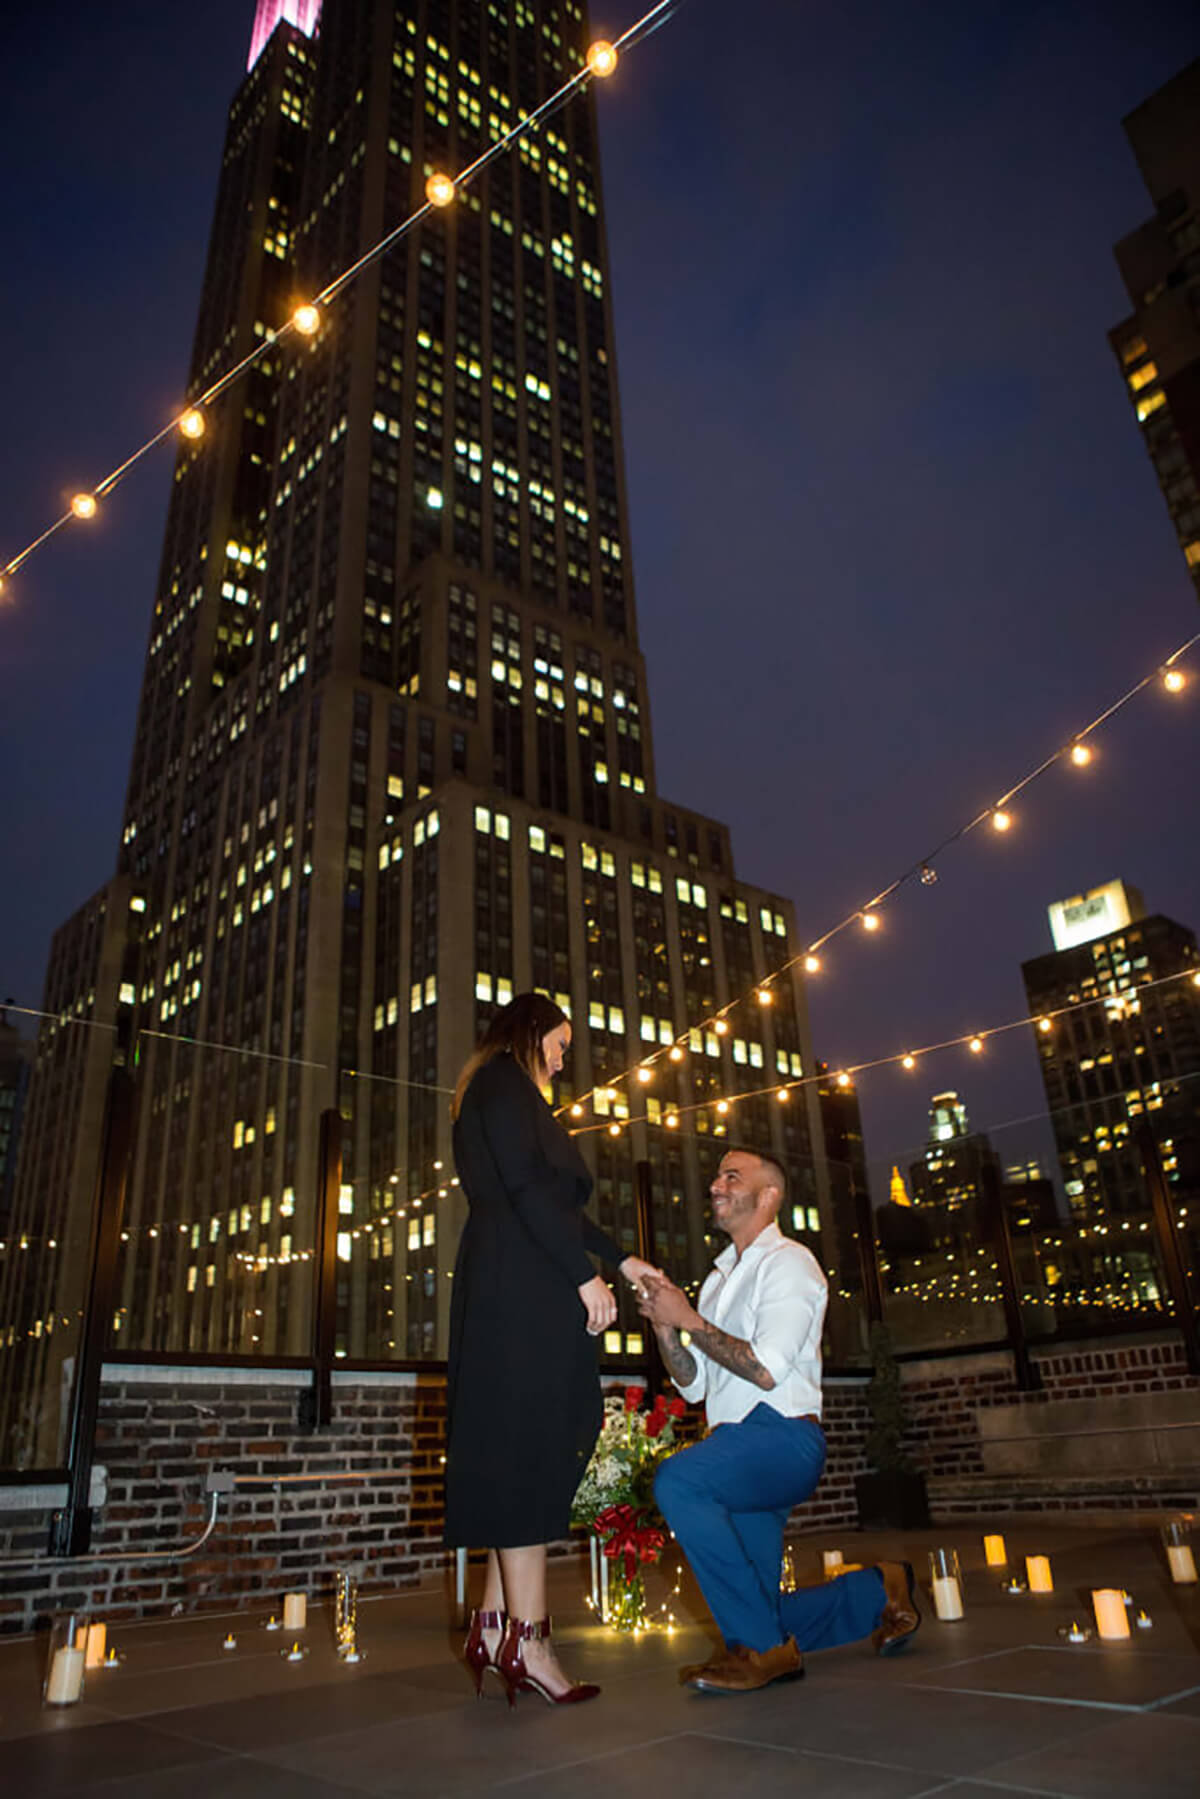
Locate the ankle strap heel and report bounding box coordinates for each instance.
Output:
[498,1616,600,1709]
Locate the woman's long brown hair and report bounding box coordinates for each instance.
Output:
[451,991,568,1119]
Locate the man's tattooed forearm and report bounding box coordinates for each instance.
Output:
[657,1327,698,1388]
[687,1322,775,1389]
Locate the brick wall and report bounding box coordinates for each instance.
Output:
[1,1334,1197,1634]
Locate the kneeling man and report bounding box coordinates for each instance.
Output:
[638,1147,918,1693]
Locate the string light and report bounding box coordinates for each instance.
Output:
[70,493,98,520]
[861,910,880,933]
[804,954,821,974]
[1038,1016,1053,1033]
[1163,667,1187,694]
[178,408,206,440]
[636,1066,653,1083]
[919,864,938,885]
[756,986,773,1005]
[991,808,1012,833]
[902,1053,916,1070]
[425,172,456,207]
[835,1072,851,1089]
[1070,741,1093,767]
[0,0,676,588]
[714,1019,729,1035]
[775,1087,789,1103]
[665,1113,679,1129]
[968,1036,984,1054]
[668,1046,684,1063]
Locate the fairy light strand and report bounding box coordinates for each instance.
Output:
[0,0,678,587]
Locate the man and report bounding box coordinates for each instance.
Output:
[637,1146,918,1694]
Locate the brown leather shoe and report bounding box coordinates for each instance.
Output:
[872,1561,920,1656]
[687,1637,804,1693]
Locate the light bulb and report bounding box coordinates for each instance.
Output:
[636,1066,652,1083]
[292,302,321,335]
[835,1071,851,1089]
[425,171,456,207]
[756,987,773,1005]
[608,1123,621,1137]
[71,492,98,520]
[804,954,821,974]
[969,1035,984,1054]
[716,1100,729,1116]
[570,1103,584,1118]
[919,864,938,886]
[1192,971,1200,989]
[1070,742,1092,767]
[668,1046,684,1063]
[902,1054,916,1070]
[776,1088,789,1103]
[586,39,618,77]
[1163,667,1186,693]
[991,809,1012,832]
[1038,1016,1053,1033]
[861,911,880,932]
[714,1019,729,1035]
[665,1114,679,1129]
[179,408,206,440]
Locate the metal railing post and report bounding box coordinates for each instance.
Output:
[299,1108,343,1430]
[850,1175,885,1328]
[1136,1117,1200,1375]
[981,1160,1040,1392]
[48,1027,136,1555]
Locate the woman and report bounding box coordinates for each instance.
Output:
[445,992,658,1706]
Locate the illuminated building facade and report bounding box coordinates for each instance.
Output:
[1,0,828,1455]
[1022,885,1200,1223]
[1108,58,1200,605]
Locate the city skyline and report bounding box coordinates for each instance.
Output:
[3,0,1200,1190]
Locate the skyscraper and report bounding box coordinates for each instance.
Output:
[1109,58,1200,605]
[1,0,827,1450]
[1022,880,1200,1224]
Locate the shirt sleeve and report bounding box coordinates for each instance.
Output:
[477,1059,596,1288]
[748,1250,827,1390]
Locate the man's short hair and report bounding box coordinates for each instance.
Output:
[725,1145,787,1203]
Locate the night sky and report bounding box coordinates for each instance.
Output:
[3,0,1199,1200]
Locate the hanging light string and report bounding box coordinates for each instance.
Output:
[0,0,677,591]
[565,964,1200,1136]
[561,623,1200,1119]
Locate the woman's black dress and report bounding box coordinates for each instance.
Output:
[443,1054,623,1548]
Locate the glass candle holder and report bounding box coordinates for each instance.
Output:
[929,1547,964,1620]
[1162,1520,1198,1586]
[334,1568,362,1661]
[44,1612,90,1707]
[1092,1588,1131,1640]
[822,1549,844,1577]
[1026,1554,1053,1593]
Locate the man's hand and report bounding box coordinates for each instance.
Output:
[635,1273,698,1333]
[618,1254,661,1293]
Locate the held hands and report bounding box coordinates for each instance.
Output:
[634,1272,697,1332]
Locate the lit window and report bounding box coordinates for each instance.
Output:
[1136,391,1166,422]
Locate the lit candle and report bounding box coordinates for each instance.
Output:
[1167,1544,1197,1584]
[84,1623,107,1669]
[223,1633,237,1651]
[1026,1555,1053,1593]
[823,1550,844,1576]
[983,1533,1007,1566]
[46,1646,85,1705]
[932,1574,964,1620]
[282,1592,307,1630]
[1092,1589,1130,1640]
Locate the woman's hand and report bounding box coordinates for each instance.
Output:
[618,1254,661,1296]
[578,1274,617,1336]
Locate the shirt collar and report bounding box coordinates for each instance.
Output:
[714,1219,784,1273]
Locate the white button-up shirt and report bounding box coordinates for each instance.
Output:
[672,1222,827,1427]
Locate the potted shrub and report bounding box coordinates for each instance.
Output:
[854,1323,930,1529]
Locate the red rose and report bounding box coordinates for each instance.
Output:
[667,1397,686,1417]
[624,1386,645,1412]
[649,1390,666,1413]
[644,1413,665,1438]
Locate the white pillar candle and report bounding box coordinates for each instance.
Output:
[1026,1555,1053,1594]
[282,1592,307,1630]
[599,1552,609,1622]
[983,1533,1007,1566]
[1167,1544,1198,1585]
[1092,1589,1130,1640]
[46,1646,85,1706]
[84,1623,107,1670]
[822,1550,844,1576]
[932,1575,964,1621]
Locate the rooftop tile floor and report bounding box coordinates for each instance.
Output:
[2,1520,1197,1797]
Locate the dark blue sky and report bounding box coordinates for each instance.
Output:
[2,0,1199,1194]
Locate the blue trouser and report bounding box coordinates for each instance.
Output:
[654,1403,886,1655]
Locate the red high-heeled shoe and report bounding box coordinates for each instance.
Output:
[497,1616,601,1708]
[463,1607,507,1697]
